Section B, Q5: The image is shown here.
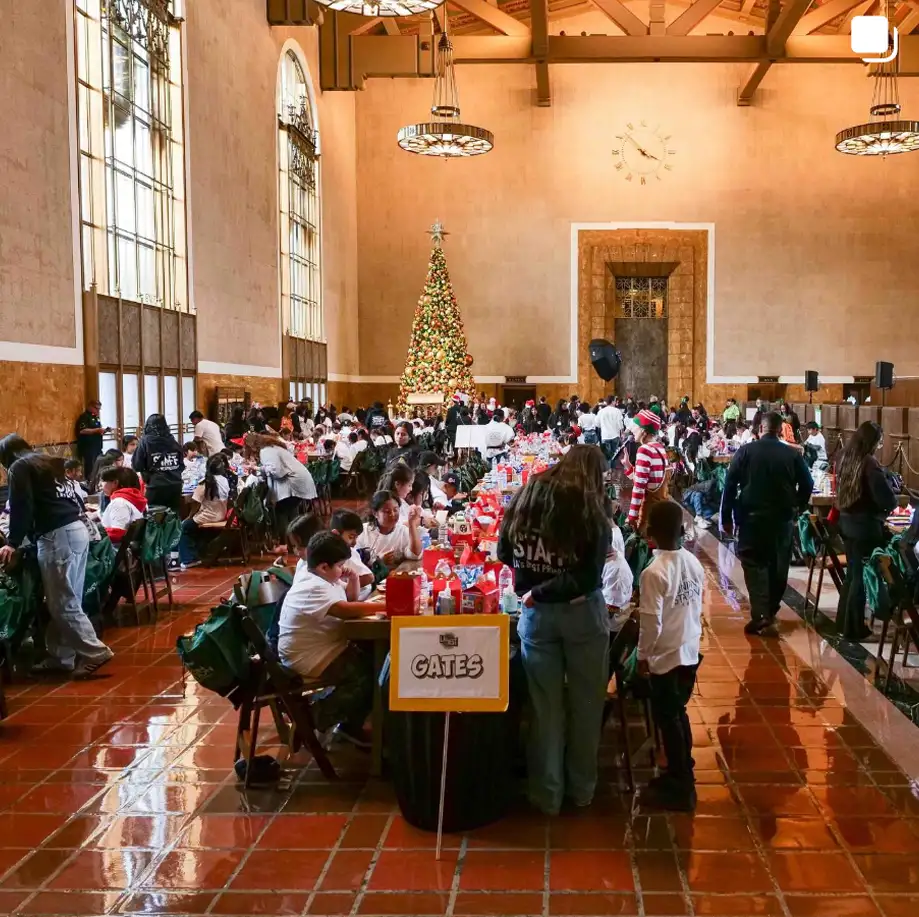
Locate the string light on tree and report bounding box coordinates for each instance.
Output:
[398,221,476,414]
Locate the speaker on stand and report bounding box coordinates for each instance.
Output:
[875,361,894,406]
[804,370,819,404]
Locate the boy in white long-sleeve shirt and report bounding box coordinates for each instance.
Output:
[637,500,704,812]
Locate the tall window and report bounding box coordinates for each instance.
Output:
[76,0,188,311]
[613,277,668,319]
[278,51,322,342]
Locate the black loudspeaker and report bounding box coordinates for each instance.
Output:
[588,339,622,382]
[804,370,819,393]
[875,361,894,390]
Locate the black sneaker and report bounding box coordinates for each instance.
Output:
[744,617,778,637]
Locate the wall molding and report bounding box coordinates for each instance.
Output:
[778,375,855,384]
[198,361,282,378]
[0,342,84,365]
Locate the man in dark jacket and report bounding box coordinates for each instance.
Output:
[721,412,813,636]
[75,401,110,479]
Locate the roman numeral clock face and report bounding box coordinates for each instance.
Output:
[612,121,675,184]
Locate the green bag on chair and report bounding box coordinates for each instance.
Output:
[796,514,818,559]
[83,536,117,618]
[0,563,38,651]
[232,566,294,634]
[176,602,251,696]
[142,509,181,564]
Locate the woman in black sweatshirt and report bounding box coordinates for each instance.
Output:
[834,421,898,640]
[498,445,611,815]
[0,435,114,677]
[133,414,183,512]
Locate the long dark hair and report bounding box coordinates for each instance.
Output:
[203,454,228,501]
[90,448,123,493]
[0,434,33,470]
[836,421,883,510]
[501,451,610,561]
[394,421,416,445]
[379,464,414,497]
[0,434,67,486]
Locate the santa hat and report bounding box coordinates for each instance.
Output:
[525,399,535,408]
[452,393,462,402]
[488,397,497,408]
[636,409,662,432]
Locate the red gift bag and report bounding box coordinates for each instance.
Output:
[422,547,455,576]
[385,572,421,617]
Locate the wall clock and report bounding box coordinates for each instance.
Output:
[612,121,675,184]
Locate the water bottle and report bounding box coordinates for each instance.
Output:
[436,586,455,615]
[498,564,514,595]
[419,570,431,612]
[501,587,518,615]
[438,520,449,545]
[420,529,432,552]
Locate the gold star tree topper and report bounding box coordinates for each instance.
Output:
[428,220,449,247]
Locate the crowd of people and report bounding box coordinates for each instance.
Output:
[1,387,908,818]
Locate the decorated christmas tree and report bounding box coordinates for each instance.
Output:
[397,221,476,414]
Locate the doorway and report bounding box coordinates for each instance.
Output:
[501,385,536,411]
[611,275,669,400]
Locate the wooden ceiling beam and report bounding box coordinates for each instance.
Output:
[737,60,771,105]
[838,0,873,32]
[667,0,724,36]
[793,0,865,35]
[898,8,919,34]
[448,0,531,35]
[530,0,551,105]
[382,18,401,35]
[587,0,649,36]
[767,0,814,55]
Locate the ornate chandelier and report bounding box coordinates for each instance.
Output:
[836,57,919,156]
[310,0,444,15]
[397,33,494,157]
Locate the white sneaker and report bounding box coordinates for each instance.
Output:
[694,516,711,529]
[73,649,114,679]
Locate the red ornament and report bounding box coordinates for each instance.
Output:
[464,353,474,367]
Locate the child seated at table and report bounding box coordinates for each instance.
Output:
[99,466,148,543]
[637,500,704,813]
[356,490,422,567]
[379,465,415,524]
[277,531,380,746]
[603,523,634,631]
[288,513,326,578]
[182,442,206,494]
[64,459,89,504]
[330,509,374,599]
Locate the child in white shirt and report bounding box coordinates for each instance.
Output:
[331,509,375,600]
[356,491,422,566]
[603,524,634,629]
[637,500,704,812]
[278,531,380,744]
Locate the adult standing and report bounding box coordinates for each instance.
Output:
[722,398,741,424]
[721,412,813,636]
[598,395,626,462]
[385,422,421,470]
[223,407,249,444]
[189,410,224,457]
[0,435,114,677]
[834,421,897,640]
[133,414,183,513]
[484,409,516,462]
[535,396,551,432]
[624,409,670,533]
[75,401,110,480]
[498,446,611,815]
[445,395,462,448]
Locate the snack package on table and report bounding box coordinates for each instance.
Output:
[455,565,484,590]
[461,571,500,614]
[385,571,421,616]
[422,547,455,577]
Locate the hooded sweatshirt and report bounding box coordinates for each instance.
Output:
[133,415,183,493]
[101,487,148,542]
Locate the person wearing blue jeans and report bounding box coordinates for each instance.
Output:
[0,435,113,678]
[498,444,611,815]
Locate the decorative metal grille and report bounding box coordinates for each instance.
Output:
[281,97,319,190]
[613,276,668,319]
[105,0,171,65]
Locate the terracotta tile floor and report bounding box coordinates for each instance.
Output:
[2,551,919,917]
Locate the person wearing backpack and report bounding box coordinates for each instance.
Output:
[133,414,183,513]
[277,531,380,746]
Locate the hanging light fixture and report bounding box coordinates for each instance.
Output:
[836,36,919,155]
[311,0,444,16]
[397,32,494,157]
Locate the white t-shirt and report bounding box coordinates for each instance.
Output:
[194,418,225,457]
[598,404,626,442]
[638,548,704,675]
[335,440,356,471]
[578,412,599,431]
[484,420,515,458]
[430,478,447,506]
[806,432,827,462]
[191,475,230,525]
[356,522,418,561]
[101,496,144,533]
[278,571,348,678]
[353,440,369,454]
[602,526,634,608]
[345,546,374,601]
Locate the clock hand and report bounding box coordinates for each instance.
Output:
[625,134,659,160]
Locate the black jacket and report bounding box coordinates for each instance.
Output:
[7,454,83,547]
[134,433,183,491]
[721,434,813,525]
[840,456,897,522]
[497,513,608,604]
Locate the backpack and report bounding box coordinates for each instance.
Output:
[142,508,181,564]
[83,536,117,619]
[236,483,268,527]
[176,602,251,697]
[233,566,295,637]
[0,561,39,653]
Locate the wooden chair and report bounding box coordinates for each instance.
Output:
[232,604,337,786]
[343,450,368,497]
[605,616,657,793]
[199,501,250,567]
[140,508,175,617]
[106,518,148,626]
[871,553,919,691]
[803,514,846,615]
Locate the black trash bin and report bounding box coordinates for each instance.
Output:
[382,646,525,833]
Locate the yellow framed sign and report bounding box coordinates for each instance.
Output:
[389,614,510,713]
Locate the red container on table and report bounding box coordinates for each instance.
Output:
[385,572,421,616]
[448,531,476,548]
[461,580,501,614]
[422,547,456,576]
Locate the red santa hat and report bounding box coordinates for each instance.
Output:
[525,399,535,408]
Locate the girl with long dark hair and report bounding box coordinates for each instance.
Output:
[379,464,415,524]
[177,454,231,569]
[498,445,611,815]
[834,421,897,640]
[0,435,114,677]
[355,490,422,566]
[133,414,183,512]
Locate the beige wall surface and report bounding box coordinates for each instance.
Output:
[0,0,77,349]
[186,1,359,377]
[355,20,919,382]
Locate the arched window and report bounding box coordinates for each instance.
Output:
[74,0,194,446]
[278,48,325,408]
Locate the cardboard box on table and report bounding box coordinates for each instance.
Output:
[385,572,421,616]
[462,580,501,615]
[422,547,456,576]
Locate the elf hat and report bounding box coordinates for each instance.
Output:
[636,409,662,432]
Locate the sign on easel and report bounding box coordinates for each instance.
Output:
[389,615,510,857]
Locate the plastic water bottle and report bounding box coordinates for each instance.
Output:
[419,570,431,612]
[420,529,432,552]
[436,586,455,615]
[498,565,514,595]
[501,587,518,615]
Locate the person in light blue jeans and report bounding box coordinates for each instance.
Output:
[0,434,113,678]
[498,445,612,815]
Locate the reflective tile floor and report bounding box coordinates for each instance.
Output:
[2,554,919,917]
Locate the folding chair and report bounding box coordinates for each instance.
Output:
[232,604,337,785]
[343,450,368,497]
[106,518,148,625]
[606,616,657,793]
[803,514,846,615]
[199,501,250,567]
[141,508,176,617]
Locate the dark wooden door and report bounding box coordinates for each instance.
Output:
[614,318,668,401]
[502,386,536,411]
